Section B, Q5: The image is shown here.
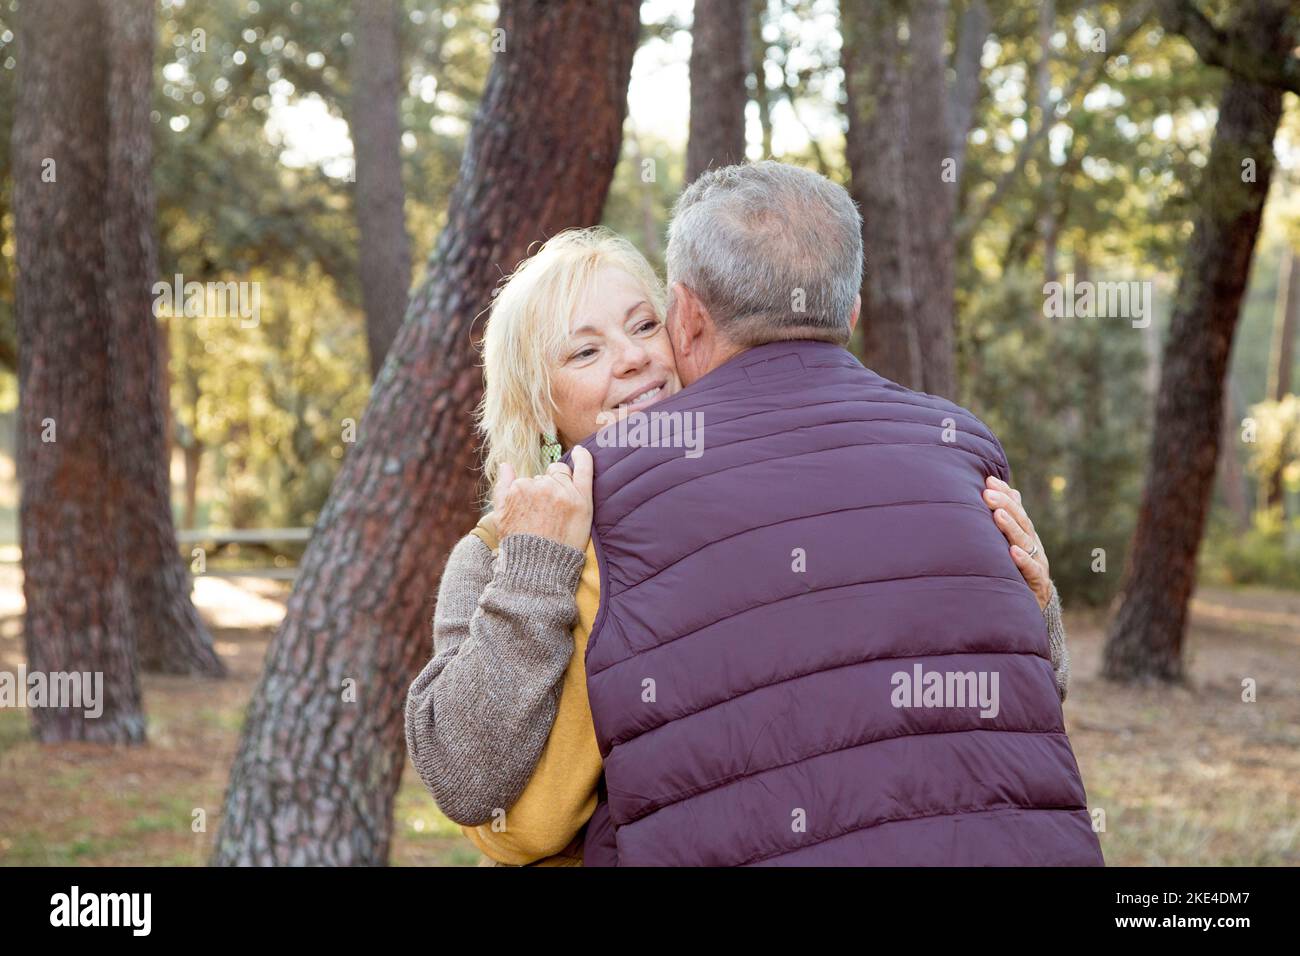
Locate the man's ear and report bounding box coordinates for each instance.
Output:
[669,281,707,358]
[848,293,861,337]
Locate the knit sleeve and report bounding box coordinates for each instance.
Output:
[403,529,586,826]
[1041,581,1070,703]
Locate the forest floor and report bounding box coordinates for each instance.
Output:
[0,566,1297,866]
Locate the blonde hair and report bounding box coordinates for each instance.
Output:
[474,227,667,506]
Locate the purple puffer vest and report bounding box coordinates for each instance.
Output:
[569,339,1103,866]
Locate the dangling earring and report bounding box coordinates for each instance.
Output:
[541,431,562,464]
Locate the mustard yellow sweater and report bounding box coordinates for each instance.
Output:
[461,514,604,866]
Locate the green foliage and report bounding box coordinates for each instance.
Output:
[151,0,491,530]
[961,264,1152,606]
[948,1,1300,602]
[1201,510,1300,590]
[1244,395,1300,488]
[601,129,686,276]
[166,262,371,530]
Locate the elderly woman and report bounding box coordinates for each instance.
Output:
[403,226,1069,866]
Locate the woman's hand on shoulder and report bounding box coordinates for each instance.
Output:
[492,445,593,552]
[982,476,1053,611]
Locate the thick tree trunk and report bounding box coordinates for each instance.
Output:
[845,0,972,397]
[12,0,145,743]
[210,0,639,866]
[906,0,956,398]
[843,0,921,389]
[350,0,412,379]
[105,0,224,678]
[1103,0,1291,683]
[1265,250,1298,509]
[685,0,748,182]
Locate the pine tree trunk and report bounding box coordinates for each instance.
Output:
[1217,379,1250,529]
[751,0,773,160]
[12,0,146,743]
[183,440,202,530]
[628,129,662,260]
[1036,0,1059,287]
[843,0,921,389]
[1103,0,1291,683]
[947,0,988,183]
[104,0,224,678]
[210,0,640,866]
[685,0,748,183]
[350,0,412,379]
[905,0,956,398]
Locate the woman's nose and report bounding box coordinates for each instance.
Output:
[612,338,650,373]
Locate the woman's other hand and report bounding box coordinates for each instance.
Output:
[983,476,1052,611]
[492,445,594,551]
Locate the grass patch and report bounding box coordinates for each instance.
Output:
[0,708,30,755]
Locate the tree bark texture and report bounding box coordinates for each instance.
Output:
[210,0,640,866]
[1103,0,1291,683]
[686,0,749,182]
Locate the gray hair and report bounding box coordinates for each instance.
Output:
[665,161,864,347]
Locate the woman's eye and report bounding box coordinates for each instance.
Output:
[636,318,660,334]
[571,347,597,361]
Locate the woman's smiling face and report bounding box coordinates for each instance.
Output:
[548,265,681,447]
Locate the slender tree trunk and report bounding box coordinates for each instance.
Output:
[628,128,661,261]
[0,190,13,375]
[1140,291,1162,395]
[686,0,748,182]
[843,0,921,389]
[1265,250,1298,509]
[751,0,773,160]
[1023,1,1056,519]
[1037,0,1058,287]
[180,340,203,530]
[157,315,174,481]
[1217,378,1250,530]
[1103,0,1291,683]
[350,0,412,379]
[12,0,145,743]
[183,439,202,531]
[947,0,989,184]
[105,0,224,678]
[211,0,640,866]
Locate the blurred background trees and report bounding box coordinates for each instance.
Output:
[0,0,1295,652]
[1103,0,1295,681]
[1,0,1299,854]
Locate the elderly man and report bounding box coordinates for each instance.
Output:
[411,161,1103,867]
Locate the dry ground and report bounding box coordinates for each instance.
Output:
[1,565,1296,866]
